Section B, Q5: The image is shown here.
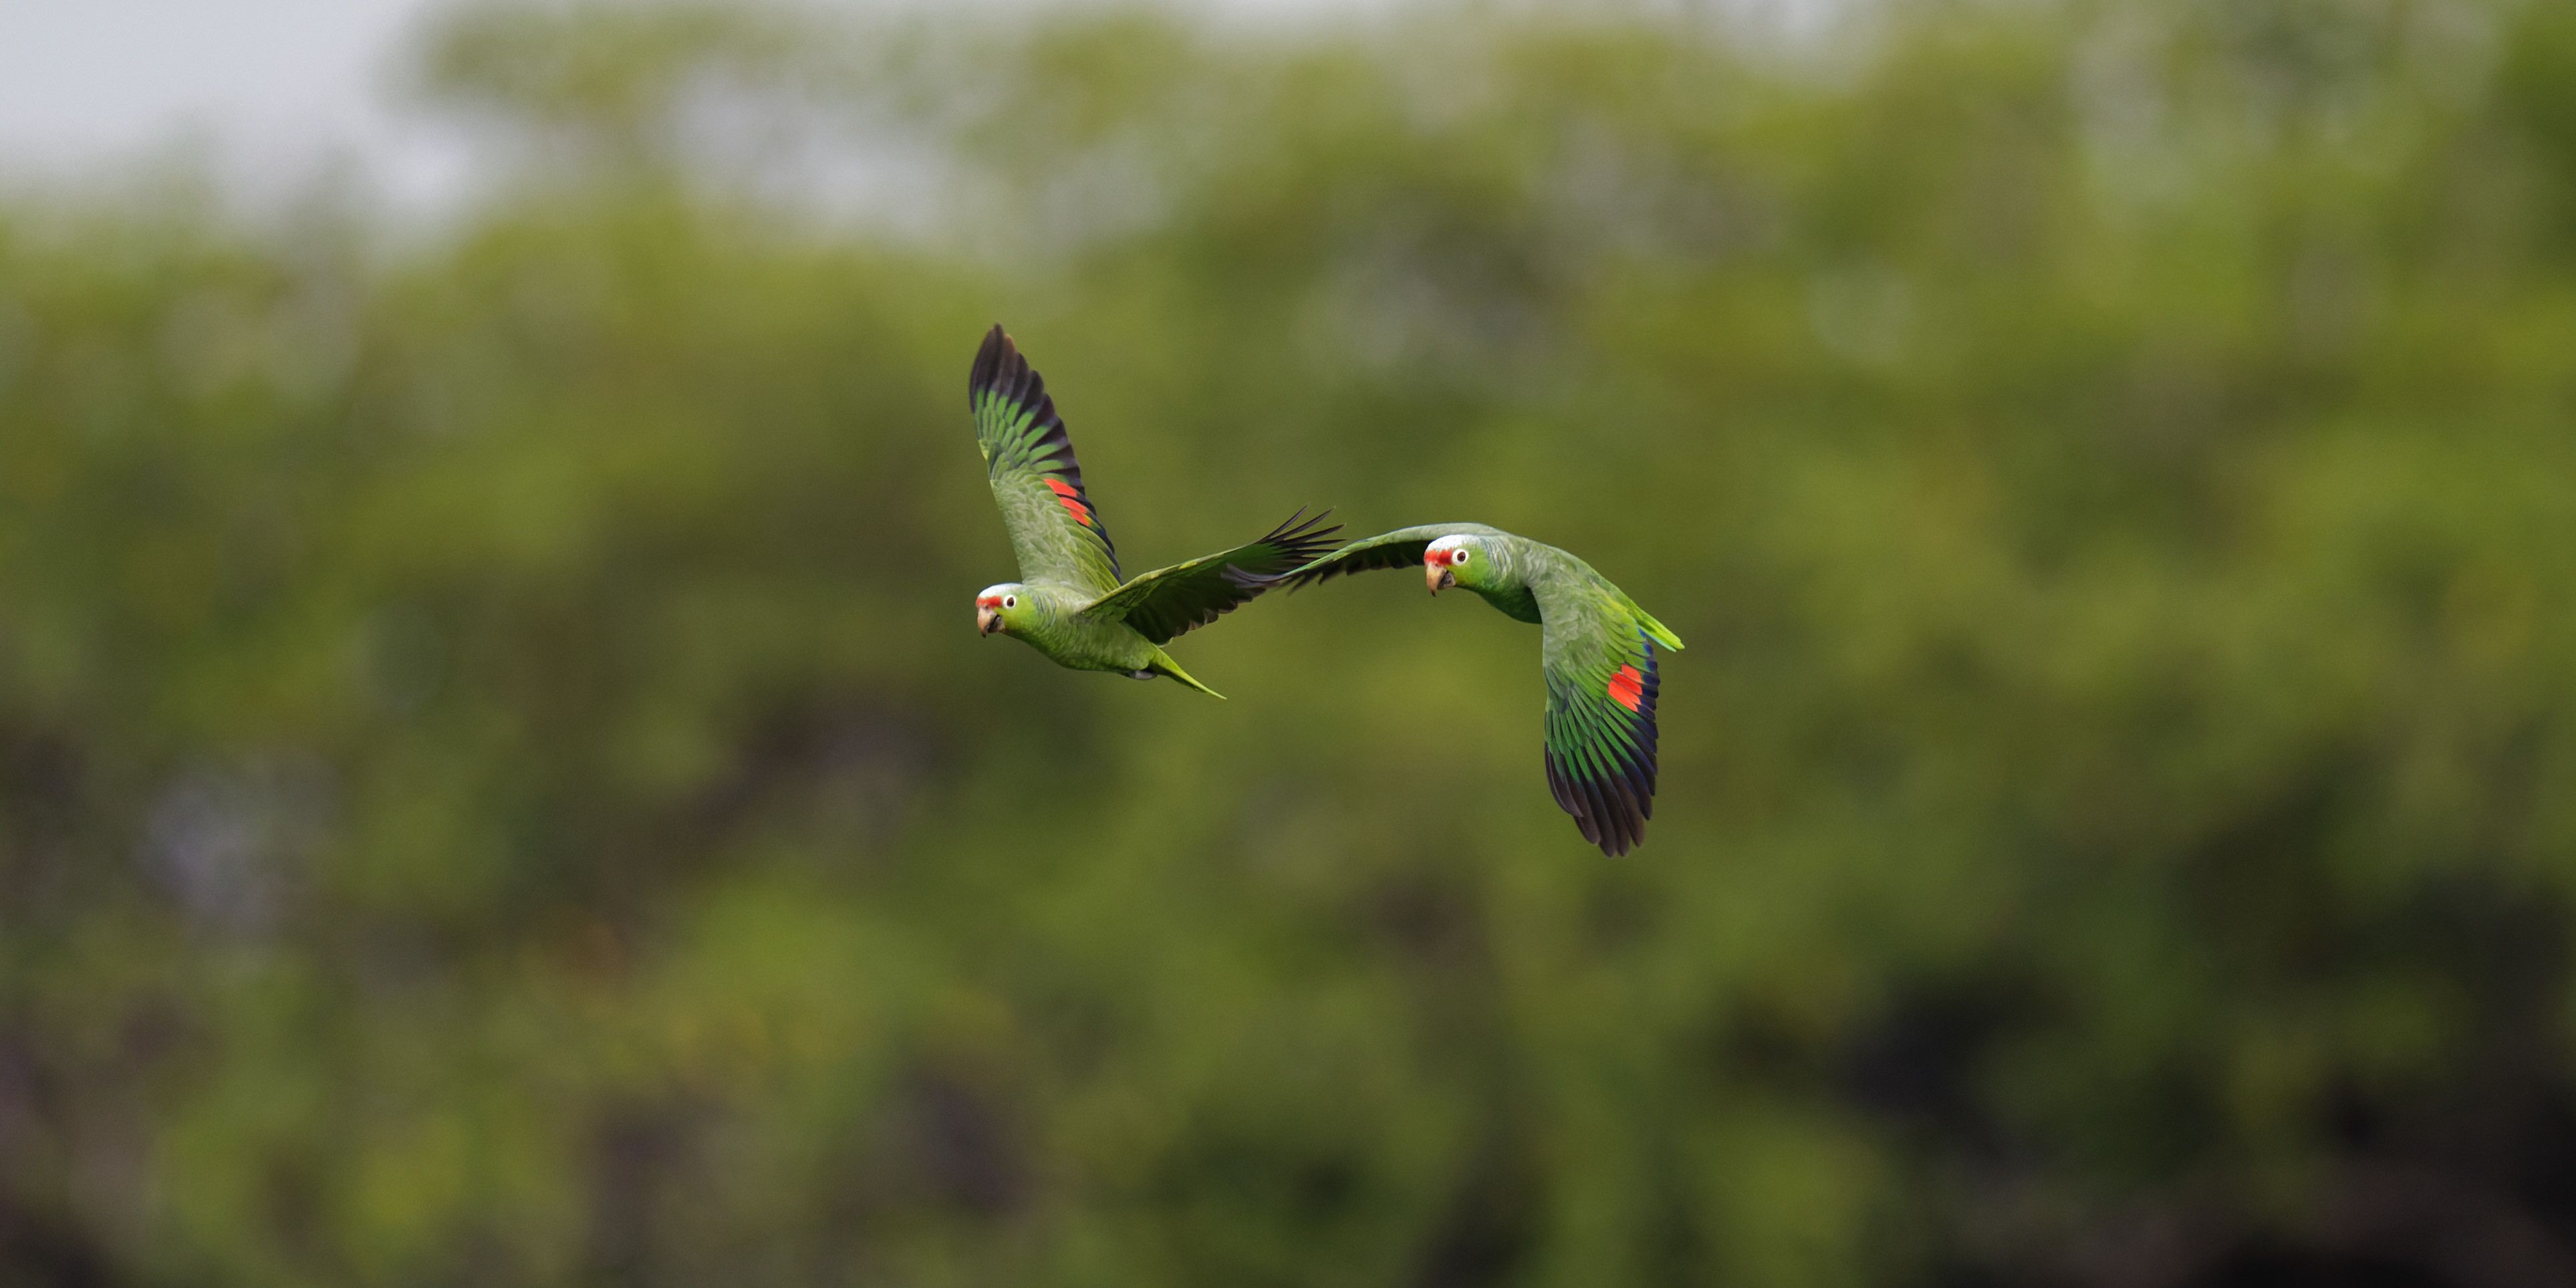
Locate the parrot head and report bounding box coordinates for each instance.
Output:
[1424,534,1493,595]
[975,584,1033,636]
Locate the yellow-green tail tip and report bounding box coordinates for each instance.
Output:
[1150,651,1226,699]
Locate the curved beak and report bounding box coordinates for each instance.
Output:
[1426,561,1454,595]
[977,606,1000,636]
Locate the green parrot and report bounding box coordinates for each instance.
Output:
[1279,525,1684,855]
[966,326,1338,699]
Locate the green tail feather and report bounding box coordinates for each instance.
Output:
[1148,649,1226,699]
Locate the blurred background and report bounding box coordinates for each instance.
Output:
[4,0,2575,1283]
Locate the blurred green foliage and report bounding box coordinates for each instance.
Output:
[5,1,2576,1283]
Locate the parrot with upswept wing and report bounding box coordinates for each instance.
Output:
[964,326,1337,700]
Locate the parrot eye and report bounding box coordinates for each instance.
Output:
[1003,595,1017,610]
[1451,548,1470,564]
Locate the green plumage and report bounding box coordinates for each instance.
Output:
[964,326,1337,698]
[960,329,1677,846]
[1281,525,1682,856]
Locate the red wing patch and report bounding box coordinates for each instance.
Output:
[1043,478,1096,527]
[1607,664,1645,713]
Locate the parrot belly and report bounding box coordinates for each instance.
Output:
[1013,609,1158,676]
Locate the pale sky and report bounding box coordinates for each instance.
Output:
[0,0,1832,214]
[0,0,1405,211]
[0,0,463,206]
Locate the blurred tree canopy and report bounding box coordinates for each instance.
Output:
[4,1,2576,1283]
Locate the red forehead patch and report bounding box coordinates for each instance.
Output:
[1607,664,1646,713]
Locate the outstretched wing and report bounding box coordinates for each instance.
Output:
[1275,523,1507,590]
[1083,509,1343,645]
[1535,578,1668,857]
[970,326,1120,594]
